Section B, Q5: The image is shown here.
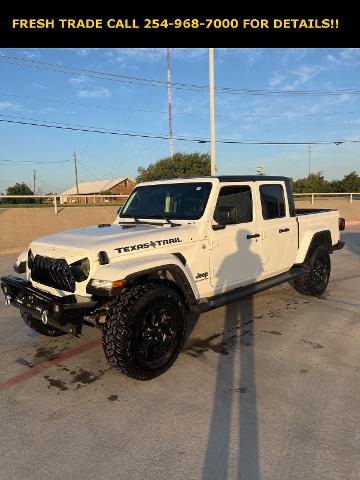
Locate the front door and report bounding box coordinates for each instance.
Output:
[209,183,262,291]
[257,182,297,273]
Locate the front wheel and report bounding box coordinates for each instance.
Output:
[292,245,331,296]
[102,283,186,380]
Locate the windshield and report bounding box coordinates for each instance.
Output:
[120,182,212,220]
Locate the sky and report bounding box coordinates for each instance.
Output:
[0,47,359,194]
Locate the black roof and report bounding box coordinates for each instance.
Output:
[143,175,290,183]
[217,175,289,182]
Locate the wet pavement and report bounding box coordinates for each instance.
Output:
[0,228,359,480]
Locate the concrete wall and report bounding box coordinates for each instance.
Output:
[0,199,359,254]
[0,206,117,253]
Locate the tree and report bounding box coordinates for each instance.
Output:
[136,152,211,182]
[5,182,34,204]
[292,172,330,193]
[332,171,360,192]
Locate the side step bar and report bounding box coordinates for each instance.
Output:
[195,266,305,314]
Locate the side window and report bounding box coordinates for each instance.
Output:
[260,184,286,220]
[214,186,253,225]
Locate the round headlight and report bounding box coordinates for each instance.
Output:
[70,257,90,282]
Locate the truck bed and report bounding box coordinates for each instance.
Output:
[296,208,340,253]
[295,208,337,216]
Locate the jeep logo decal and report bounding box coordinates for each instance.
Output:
[195,272,209,281]
[115,237,182,254]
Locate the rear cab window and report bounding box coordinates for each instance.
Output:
[259,184,286,220]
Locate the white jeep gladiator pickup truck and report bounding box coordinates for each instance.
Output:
[1,176,345,380]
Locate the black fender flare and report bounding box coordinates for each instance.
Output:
[125,263,197,306]
[306,230,333,259]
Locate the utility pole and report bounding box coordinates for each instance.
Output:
[33,169,36,195]
[209,48,216,175]
[308,145,311,176]
[73,150,79,195]
[166,48,174,157]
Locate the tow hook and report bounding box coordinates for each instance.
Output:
[5,295,12,307]
[41,310,49,325]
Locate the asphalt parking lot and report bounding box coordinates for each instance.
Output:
[0,228,359,480]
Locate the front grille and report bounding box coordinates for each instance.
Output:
[31,255,76,293]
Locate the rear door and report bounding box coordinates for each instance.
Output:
[257,182,298,273]
[209,183,262,290]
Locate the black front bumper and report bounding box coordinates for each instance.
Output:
[1,275,98,334]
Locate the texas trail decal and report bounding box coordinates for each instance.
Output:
[115,237,182,253]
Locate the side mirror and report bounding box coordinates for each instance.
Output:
[213,206,237,227]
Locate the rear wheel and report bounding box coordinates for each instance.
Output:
[102,283,186,380]
[20,309,67,337]
[292,245,331,296]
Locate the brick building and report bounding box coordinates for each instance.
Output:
[60,177,136,204]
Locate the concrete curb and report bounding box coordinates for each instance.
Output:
[346,221,360,226]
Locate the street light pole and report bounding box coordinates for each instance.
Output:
[73,151,79,194]
[33,169,36,196]
[209,48,216,176]
[166,48,174,157]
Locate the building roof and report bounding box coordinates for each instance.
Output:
[60,177,132,195]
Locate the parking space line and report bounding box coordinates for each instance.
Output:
[0,338,101,393]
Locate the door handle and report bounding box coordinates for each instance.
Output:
[246,233,260,239]
[279,228,290,233]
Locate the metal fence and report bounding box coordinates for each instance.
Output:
[0,194,130,213]
[293,192,360,204]
[0,192,359,213]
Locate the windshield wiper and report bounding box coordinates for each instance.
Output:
[155,214,180,227]
[128,214,140,222]
[120,213,180,226]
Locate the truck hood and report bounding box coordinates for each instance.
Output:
[30,222,201,261]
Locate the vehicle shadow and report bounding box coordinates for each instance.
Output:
[201,228,261,480]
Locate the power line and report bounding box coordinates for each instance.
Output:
[76,159,104,181]
[2,53,360,97]
[0,113,357,145]
[0,91,181,116]
[0,113,179,137]
[0,158,71,164]
[1,91,357,119]
[0,54,207,93]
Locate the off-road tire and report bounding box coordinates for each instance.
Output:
[102,283,186,380]
[20,309,67,336]
[292,245,331,296]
